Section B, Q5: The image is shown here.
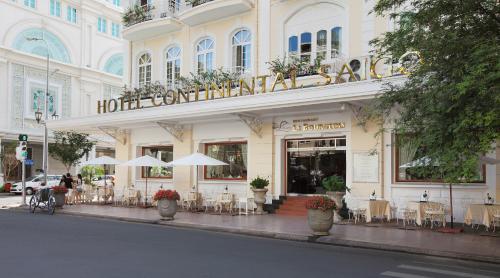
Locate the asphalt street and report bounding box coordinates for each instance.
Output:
[1,210,499,278]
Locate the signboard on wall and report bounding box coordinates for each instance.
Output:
[353,152,379,183]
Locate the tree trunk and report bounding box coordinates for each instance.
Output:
[449,183,454,228]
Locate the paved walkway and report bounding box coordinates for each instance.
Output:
[47,204,500,263]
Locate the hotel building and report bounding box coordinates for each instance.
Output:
[0,0,125,182]
[47,0,499,221]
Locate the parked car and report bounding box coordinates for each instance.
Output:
[10,175,62,195]
[90,175,115,187]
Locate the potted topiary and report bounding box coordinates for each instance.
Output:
[305,196,336,236]
[154,189,180,220]
[250,176,269,215]
[51,185,68,208]
[322,175,349,223]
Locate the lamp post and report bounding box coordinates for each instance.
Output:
[26,34,50,189]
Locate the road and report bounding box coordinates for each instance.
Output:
[0,210,499,278]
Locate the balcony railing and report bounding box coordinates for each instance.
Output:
[123,2,178,27]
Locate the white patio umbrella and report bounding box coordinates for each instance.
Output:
[80,156,122,186]
[121,155,172,206]
[166,152,227,193]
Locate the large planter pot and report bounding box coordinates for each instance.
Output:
[53,193,65,208]
[157,199,177,220]
[307,209,333,236]
[326,191,345,223]
[251,188,268,215]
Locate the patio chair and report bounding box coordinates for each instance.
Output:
[347,199,367,224]
[82,185,96,204]
[390,200,398,223]
[424,203,446,229]
[492,208,500,232]
[400,208,417,227]
[238,197,255,215]
[113,187,125,206]
[215,193,234,214]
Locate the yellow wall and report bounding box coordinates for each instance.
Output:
[247,123,274,194]
[349,116,383,198]
[172,128,193,193]
[114,133,131,191]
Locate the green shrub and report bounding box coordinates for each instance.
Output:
[322,175,350,192]
[250,176,269,189]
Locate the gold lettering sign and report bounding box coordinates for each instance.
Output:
[97,53,421,114]
[292,122,346,132]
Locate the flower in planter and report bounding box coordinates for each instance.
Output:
[52,186,68,194]
[305,196,336,211]
[250,176,269,189]
[153,189,180,201]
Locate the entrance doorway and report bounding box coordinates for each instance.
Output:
[286,137,346,195]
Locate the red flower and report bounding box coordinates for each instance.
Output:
[305,196,336,211]
[52,186,68,194]
[153,189,180,201]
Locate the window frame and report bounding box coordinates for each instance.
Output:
[141,146,174,179]
[231,29,252,73]
[196,38,215,74]
[203,141,248,181]
[98,17,108,33]
[50,0,61,17]
[393,134,486,184]
[67,6,77,23]
[111,22,121,38]
[165,46,181,89]
[137,53,152,87]
[24,0,36,8]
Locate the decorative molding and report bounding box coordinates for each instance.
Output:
[97,126,128,145]
[237,113,263,138]
[156,121,184,142]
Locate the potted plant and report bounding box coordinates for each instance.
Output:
[51,185,68,208]
[154,189,180,220]
[250,176,269,215]
[322,175,349,223]
[305,196,336,236]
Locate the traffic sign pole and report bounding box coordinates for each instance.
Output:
[21,160,26,206]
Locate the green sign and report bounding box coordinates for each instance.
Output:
[18,134,28,141]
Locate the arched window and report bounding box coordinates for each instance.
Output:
[300,32,312,63]
[138,53,152,87]
[232,29,251,73]
[331,27,342,58]
[288,36,298,56]
[103,54,123,76]
[165,46,181,88]
[316,30,327,61]
[12,28,71,64]
[196,38,214,74]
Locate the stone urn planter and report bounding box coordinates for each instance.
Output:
[153,190,180,220]
[306,196,336,236]
[326,191,345,223]
[250,176,270,215]
[51,186,68,208]
[157,199,177,220]
[252,188,268,215]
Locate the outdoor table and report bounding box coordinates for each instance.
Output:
[464,204,500,228]
[407,201,444,226]
[365,200,391,223]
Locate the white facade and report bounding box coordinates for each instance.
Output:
[0,0,126,182]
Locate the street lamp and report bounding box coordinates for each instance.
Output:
[26,34,50,188]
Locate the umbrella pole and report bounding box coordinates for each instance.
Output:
[145,167,148,208]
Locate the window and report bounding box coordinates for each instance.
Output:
[138,53,152,87]
[98,17,107,33]
[104,54,123,76]
[12,28,71,64]
[67,6,77,23]
[331,27,342,57]
[394,135,485,183]
[205,142,247,180]
[288,36,298,55]
[24,0,35,8]
[50,0,61,17]
[111,22,121,38]
[232,29,251,73]
[316,30,327,61]
[165,46,181,88]
[142,146,173,178]
[112,0,121,7]
[196,38,214,74]
[30,87,58,117]
[300,32,312,63]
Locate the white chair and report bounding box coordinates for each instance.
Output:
[238,197,255,215]
[348,199,367,224]
[400,208,417,227]
[390,200,399,224]
[424,203,446,229]
[492,208,500,232]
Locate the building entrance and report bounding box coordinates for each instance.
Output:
[286,137,346,195]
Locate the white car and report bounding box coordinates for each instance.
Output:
[10,175,62,195]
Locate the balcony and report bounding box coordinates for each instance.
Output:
[123,3,183,41]
[178,0,254,26]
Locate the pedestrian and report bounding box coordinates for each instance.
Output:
[65,173,74,205]
[75,174,83,204]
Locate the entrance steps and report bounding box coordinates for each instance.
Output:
[275,196,310,217]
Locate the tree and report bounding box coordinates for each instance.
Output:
[49,131,95,173]
[1,142,20,181]
[367,0,500,228]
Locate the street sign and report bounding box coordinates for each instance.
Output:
[25,159,34,166]
[18,134,28,141]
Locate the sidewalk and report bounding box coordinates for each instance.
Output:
[22,205,500,263]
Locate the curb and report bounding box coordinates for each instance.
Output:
[9,207,500,264]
